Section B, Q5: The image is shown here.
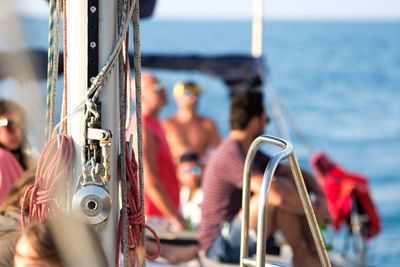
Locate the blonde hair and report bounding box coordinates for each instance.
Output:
[173,82,202,98]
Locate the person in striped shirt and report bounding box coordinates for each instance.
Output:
[199,91,331,267]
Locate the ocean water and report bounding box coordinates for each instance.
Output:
[1,18,400,265]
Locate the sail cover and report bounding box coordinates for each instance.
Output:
[0,49,266,96]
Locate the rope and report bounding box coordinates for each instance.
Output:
[45,0,62,142]
[267,85,315,155]
[132,0,146,251]
[51,0,135,139]
[85,0,135,100]
[118,0,130,262]
[61,0,68,134]
[116,143,161,266]
[21,134,74,227]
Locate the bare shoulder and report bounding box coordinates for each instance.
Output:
[199,116,219,131]
[162,117,179,130]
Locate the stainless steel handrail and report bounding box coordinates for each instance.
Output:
[239,135,331,267]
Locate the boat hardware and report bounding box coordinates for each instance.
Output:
[72,184,111,224]
[240,135,331,267]
[87,127,112,182]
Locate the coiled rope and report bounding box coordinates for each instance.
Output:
[21,134,74,227]
[116,143,161,266]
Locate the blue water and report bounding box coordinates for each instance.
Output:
[2,18,400,265]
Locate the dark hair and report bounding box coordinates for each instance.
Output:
[230,91,264,130]
[15,217,108,267]
[0,99,31,170]
[179,151,200,164]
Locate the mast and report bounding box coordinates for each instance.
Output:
[252,0,291,140]
[66,1,120,265]
[252,0,264,58]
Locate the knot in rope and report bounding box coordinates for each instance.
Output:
[128,210,144,225]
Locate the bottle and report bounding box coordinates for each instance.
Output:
[319,222,333,251]
[186,216,194,231]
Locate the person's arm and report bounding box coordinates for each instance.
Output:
[275,164,323,196]
[143,127,185,230]
[275,164,331,221]
[206,119,221,149]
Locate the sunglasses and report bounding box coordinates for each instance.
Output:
[152,83,166,92]
[181,165,202,176]
[182,90,200,98]
[0,118,21,132]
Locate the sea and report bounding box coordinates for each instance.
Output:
[0,17,399,266]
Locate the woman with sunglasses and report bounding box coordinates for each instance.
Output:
[177,151,203,230]
[0,99,33,204]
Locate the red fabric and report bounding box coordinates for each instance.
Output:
[311,153,381,239]
[142,116,180,217]
[0,148,24,205]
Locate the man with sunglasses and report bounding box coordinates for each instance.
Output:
[200,91,331,266]
[163,81,221,164]
[129,73,186,231]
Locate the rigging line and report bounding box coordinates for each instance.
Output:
[118,0,130,265]
[282,104,315,155]
[132,0,146,255]
[45,0,62,142]
[45,0,55,141]
[56,0,134,117]
[119,53,130,267]
[125,43,132,131]
[269,86,315,155]
[60,0,68,134]
[79,0,135,182]
[87,0,135,100]
[266,85,291,140]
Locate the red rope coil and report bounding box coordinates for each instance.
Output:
[21,134,74,227]
[116,143,161,266]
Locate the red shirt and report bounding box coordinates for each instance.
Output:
[0,148,23,205]
[143,116,180,217]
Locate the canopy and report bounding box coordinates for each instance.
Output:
[0,49,266,96]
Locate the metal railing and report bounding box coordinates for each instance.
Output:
[240,135,331,267]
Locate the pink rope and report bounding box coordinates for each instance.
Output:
[21,134,74,227]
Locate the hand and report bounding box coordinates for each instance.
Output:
[169,215,186,232]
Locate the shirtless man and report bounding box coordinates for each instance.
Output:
[162,81,220,163]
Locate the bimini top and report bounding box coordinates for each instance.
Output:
[0,49,267,97]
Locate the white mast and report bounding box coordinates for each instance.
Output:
[252,0,291,140]
[252,0,264,58]
[66,1,120,265]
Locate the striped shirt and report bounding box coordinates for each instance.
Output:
[199,137,271,251]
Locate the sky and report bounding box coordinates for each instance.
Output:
[6,0,400,20]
